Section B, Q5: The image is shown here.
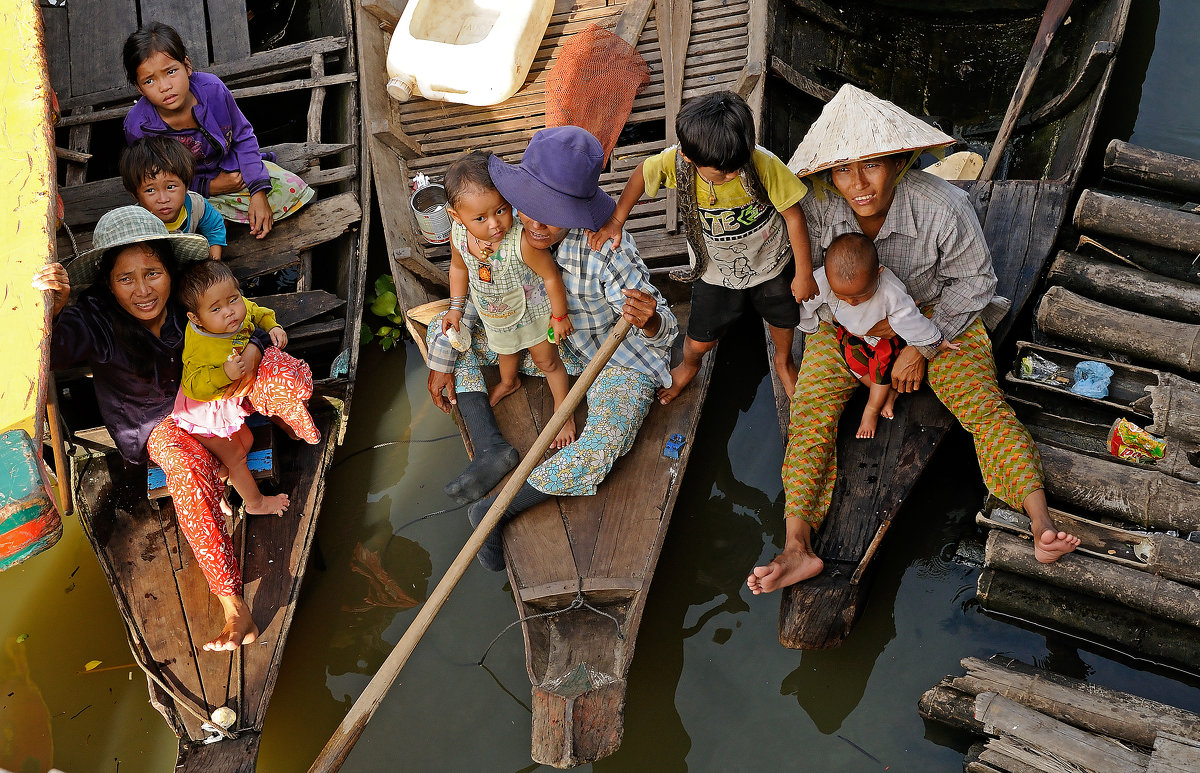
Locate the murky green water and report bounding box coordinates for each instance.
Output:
[6,2,1200,770]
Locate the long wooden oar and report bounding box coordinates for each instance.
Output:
[309,317,634,772]
[979,0,1074,181]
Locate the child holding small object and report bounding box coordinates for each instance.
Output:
[800,233,959,439]
[123,22,313,238]
[439,151,577,449]
[588,90,815,404]
[121,136,227,259]
[173,260,319,515]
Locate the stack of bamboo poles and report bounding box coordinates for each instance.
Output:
[979,140,1200,670]
[919,656,1200,773]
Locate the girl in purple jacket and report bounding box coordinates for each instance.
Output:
[122,22,313,240]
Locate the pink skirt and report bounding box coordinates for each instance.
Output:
[172,390,252,438]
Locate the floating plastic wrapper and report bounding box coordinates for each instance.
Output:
[1019,352,1067,385]
[1070,360,1114,399]
[1107,418,1166,463]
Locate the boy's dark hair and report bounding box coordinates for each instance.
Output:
[176,259,238,315]
[120,137,196,193]
[444,150,497,208]
[826,233,879,284]
[675,90,756,171]
[123,21,190,84]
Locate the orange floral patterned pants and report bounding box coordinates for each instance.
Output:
[783,318,1043,527]
[144,346,318,597]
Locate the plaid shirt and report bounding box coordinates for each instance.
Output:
[428,228,677,385]
[802,169,1009,358]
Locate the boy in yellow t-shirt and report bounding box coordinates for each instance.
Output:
[589,90,816,403]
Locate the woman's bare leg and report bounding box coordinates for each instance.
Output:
[204,594,259,651]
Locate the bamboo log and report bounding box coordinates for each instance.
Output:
[1074,190,1200,256]
[949,656,1200,749]
[1039,443,1200,532]
[917,682,986,734]
[985,530,1200,628]
[1047,250,1200,324]
[974,693,1152,772]
[976,569,1200,673]
[1103,140,1200,199]
[1036,286,1200,374]
[979,508,1200,588]
[1146,372,1200,445]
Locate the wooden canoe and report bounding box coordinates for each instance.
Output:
[765,0,1132,649]
[42,1,369,769]
[355,0,773,764]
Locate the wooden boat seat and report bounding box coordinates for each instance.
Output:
[518,576,640,608]
[146,417,276,500]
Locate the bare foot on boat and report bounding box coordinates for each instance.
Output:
[488,377,521,407]
[880,389,898,420]
[856,406,881,439]
[205,595,259,651]
[552,416,576,449]
[777,358,799,400]
[746,545,824,595]
[245,492,289,516]
[658,359,700,405]
[1034,528,1080,563]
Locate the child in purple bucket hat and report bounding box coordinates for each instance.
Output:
[425,126,680,571]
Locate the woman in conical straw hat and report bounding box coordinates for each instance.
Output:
[748,85,1079,596]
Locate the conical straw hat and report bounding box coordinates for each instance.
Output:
[786,84,955,177]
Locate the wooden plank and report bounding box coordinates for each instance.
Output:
[67,0,136,96]
[1149,733,1200,773]
[973,693,1151,772]
[224,192,361,277]
[769,56,836,102]
[140,0,209,66]
[307,54,326,143]
[205,0,251,64]
[250,291,346,329]
[614,0,654,45]
[41,5,70,99]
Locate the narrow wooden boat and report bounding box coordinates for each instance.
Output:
[355,0,765,765]
[765,0,1132,649]
[41,1,368,769]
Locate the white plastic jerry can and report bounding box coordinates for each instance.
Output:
[386,0,554,106]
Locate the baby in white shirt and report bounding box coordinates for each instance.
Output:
[799,233,958,438]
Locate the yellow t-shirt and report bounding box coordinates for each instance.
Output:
[181,298,279,401]
[641,146,807,288]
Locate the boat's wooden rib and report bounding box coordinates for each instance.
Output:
[767,0,1130,649]
[359,0,746,765]
[46,1,368,769]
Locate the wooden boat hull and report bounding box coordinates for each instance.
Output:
[364,0,761,764]
[44,0,369,767]
[766,0,1131,649]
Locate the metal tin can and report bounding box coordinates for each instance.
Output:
[410,173,451,244]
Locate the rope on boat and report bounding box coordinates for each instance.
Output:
[477,577,624,666]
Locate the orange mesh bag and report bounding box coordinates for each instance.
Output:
[545,23,650,162]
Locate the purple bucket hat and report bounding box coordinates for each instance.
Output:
[488,127,616,231]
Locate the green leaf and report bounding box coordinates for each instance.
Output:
[388,314,404,324]
[370,291,398,318]
[374,274,396,296]
[380,337,395,351]
[359,323,374,344]
[377,326,393,336]
[16,633,28,643]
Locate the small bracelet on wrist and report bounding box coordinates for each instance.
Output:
[551,313,569,322]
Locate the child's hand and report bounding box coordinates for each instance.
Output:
[248,190,273,239]
[935,338,961,357]
[269,326,288,349]
[441,309,463,335]
[550,314,573,343]
[223,351,248,381]
[209,245,223,261]
[791,271,819,303]
[209,171,246,196]
[587,216,624,252]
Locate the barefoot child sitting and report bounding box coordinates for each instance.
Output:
[172,260,316,514]
[588,90,816,404]
[440,151,577,448]
[121,136,227,259]
[802,233,959,439]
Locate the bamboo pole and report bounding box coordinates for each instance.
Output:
[308,319,633,772]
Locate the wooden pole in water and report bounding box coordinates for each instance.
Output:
[980,0,1075,181]
[308,319,633,772]
[1103,139,1200,198]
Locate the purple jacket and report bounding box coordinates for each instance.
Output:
[51,293,267,465]
[124,71,271,198]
